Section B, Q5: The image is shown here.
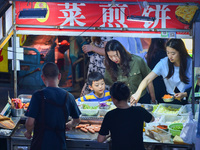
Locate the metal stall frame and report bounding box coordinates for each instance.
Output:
[6,1,200,149]
[12,0,200,109]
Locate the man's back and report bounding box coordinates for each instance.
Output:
[25,62,81,150]
[27,87,79,150]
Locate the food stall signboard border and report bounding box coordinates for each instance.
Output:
[15,1,200,38]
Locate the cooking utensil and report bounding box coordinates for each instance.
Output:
[8,91,15,109]
[8,91,11,104]
[11,108,24,117]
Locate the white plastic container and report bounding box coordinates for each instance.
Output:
[141,104,153,112]
[178,104,199,116]
[160,115,182,125]
[80,109,99,116]
[79,102,99,109]
[180,115,188,123]
[154,103,183,116]
[145,126,171,143]
[99,109,110,116]
[195,111,199,121]
[152,104,159,114]
[99,102,115,116]
[18,94,32,103]
[146,114,164,127]
[79,102,99,116]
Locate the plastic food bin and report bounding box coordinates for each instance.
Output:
[18,94,32,103]
[80,109,99,116]
[178,104,199,116]
[99,102,114,116]
[79,102,99,109]
[160,115,183,125]
[154,103,183,116]
[141,104,153,112]
[195,111,199,121]
[145,126,171,143]
[79,102,99,116]
[180,115,188,123]
[146,114,164,127]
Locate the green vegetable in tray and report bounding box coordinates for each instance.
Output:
[152,105,158,113]
[171,125,183,131]
[83,104,90,109]
[156,105,180,114]
[82,104,98,109]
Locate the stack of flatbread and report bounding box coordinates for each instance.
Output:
[173,135,188,145]
[0,114,15,129]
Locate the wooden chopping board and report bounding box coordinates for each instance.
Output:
[0,114,15,129]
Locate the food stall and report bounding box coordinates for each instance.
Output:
[1,0,200,149]
[0,104,20,150]
[12,0,200,100]
[1,96,110,150]
[0,99,197,150]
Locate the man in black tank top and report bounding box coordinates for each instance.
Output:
[24,62,81,150]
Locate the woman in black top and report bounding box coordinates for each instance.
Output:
[146,38,167,103]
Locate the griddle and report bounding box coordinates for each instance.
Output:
[12,123,98,140]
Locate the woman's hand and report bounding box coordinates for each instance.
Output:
[82,45,93,53]
[130,93,140,106]
[174,92,187,101]
[151,99,157,104]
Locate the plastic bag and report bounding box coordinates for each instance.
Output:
[180,112,197,144]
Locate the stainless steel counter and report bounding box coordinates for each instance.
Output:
[0,103,195,150]
[9,120,195,150]
[10,121,109,150]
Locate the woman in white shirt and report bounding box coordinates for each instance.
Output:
[131,39,192,105]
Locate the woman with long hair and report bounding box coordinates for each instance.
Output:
[131,39,192,105]
[146,38,167,103]
[104,40,156,104]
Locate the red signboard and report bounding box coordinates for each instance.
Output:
[15,1,199,36]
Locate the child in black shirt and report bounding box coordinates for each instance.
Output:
[97,81,154,150]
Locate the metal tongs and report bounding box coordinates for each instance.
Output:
[8,91,11,104]
[8,91,14,108]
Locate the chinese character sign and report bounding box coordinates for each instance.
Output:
[58,3,86,26]
[15,2,191,30]
[99,4,128,28]
[142,5,171,28]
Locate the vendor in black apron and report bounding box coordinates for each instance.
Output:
[24,62,81,150]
